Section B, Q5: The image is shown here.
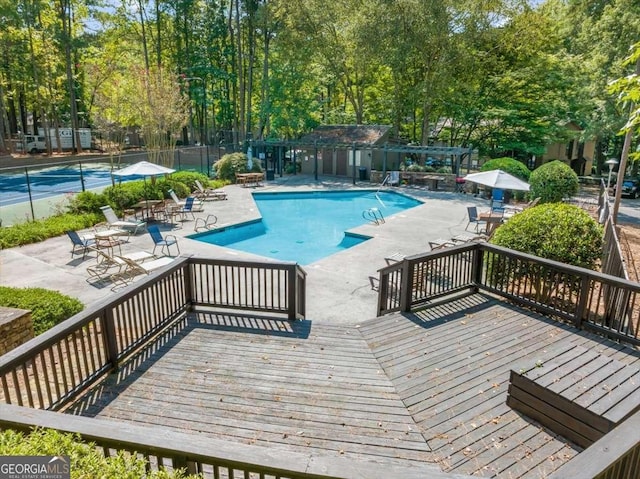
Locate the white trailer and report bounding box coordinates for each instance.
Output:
[24,128,92,153]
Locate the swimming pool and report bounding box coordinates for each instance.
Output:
[191,190,422,265]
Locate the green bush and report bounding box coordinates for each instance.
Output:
[157,178,191,198]
[529,160,579,203]
[170,170,209,193]
[68,191,110,215]
[0,286,84,335]
[406,164,426,172]
[491,203,603,269]
[0,213,100,249]
[481,157,531,181]
[214,152,262,182]
[0,428,198,478]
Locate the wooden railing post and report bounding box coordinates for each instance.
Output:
[183,261,194,309]
[574,275,590,328]
[399,259,412,312]
[287,265,297,320]
[103,307,119,371]
[472,244,484,291]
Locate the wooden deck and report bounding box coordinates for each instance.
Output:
[68,294,640,478]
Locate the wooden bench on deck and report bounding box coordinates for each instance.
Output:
[507,345,640,448]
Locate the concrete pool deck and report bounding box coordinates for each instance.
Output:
[0,174,489,324]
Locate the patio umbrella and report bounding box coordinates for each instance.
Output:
[112,161,176,219]
[463,169,530,191]
[112,160,175,178]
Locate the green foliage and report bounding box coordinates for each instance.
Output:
[480,157,531,181]
[169,171,210,193]
[0,214,100,249]
[103,182,162,211]
[491,203,603,270]
[68,191,109,215]
[158,179,191,198]
[214,153,262,182]
[0,287,84,335]
[406,164,426,172]
[0,428,198,478]
[529,160,579,203]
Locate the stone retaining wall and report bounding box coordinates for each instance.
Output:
[0,307,35,355]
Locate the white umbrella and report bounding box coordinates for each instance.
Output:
[112,161,176,220]
[112,161,175,177]
[463,169,530,191]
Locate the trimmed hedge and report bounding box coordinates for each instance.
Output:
[481,157,531,181]
[529,160,579,203]
[0,286,84,335]
[0,213,100,249]
[214,152,263,182]
[491,203,603,270]
[0,428,198,478]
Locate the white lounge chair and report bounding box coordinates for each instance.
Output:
[194,180,227,201]
[100,205,147,234]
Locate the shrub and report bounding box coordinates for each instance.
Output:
[214,152,262,182]
[406,164,426,172]
[491,203,603,270]
[481,157,531,181]
[0,286,84,335]
[170,170,209,192]
[0,428,198,478]
[0,213,100,249]
[68,191,109,215]
[529,160,579,203]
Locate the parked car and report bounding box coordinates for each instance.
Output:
[615,179,640,199]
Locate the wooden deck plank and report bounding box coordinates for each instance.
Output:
[67,294,640,478]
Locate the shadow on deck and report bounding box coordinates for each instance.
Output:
[66,294,640,478]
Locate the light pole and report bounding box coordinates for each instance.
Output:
[606,158,618,191]
[183,77,207,145]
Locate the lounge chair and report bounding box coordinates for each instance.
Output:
[86,249,156,286]
[194,180,227,201]
[148,225,180,256]
[66,230,96,259]
[100,205,147,234]
[110,255,176,290]
[388,171,400,186]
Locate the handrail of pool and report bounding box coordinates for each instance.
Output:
[0,255,306,410]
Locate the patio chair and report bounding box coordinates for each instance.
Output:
[388,171,400,186]
[148,225,180,256]
[66,230,96,259]
[100,205,147,234]
[175,196,197,222]
[465,206,487,232]
[194,180,227,201]
[168,189,204,211]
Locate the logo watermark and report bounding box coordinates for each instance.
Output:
[0,456,69,479]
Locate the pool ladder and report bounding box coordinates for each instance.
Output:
[363,207,385,225]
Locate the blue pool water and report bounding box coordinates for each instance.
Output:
[191,190,422,265]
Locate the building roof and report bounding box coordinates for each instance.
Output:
[299,125,392,145]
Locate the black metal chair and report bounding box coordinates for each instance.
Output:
[66,230,96,259]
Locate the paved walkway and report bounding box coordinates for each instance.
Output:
[0,175,489,324]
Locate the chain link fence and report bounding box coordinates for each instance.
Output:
[0,146,232,227]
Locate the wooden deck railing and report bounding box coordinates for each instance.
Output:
[0,256,306,410]
[0,404,444,479]
[377,242,640,346]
